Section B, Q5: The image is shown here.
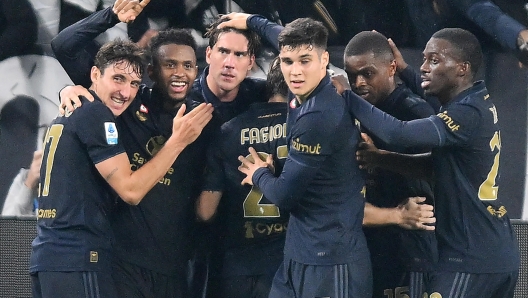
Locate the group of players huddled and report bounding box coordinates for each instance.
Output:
[29,0,520,297]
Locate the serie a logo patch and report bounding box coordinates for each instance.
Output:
[104,122,118,144]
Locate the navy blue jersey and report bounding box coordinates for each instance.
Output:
[110,86,210,276]
[30,95,125,273]
[343,81,520,273]
[253,75,368,265]
[203,102,289,277]
[362,85,437,274]
[51,7,212,276]
[191,67,268,124]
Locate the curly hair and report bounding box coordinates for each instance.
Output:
[149,28,197,66]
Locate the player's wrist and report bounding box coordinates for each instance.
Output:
[164,136,186,154]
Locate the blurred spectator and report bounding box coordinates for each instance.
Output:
[0,0,40,61]
[0,96,40,211]
[1,150,42,217]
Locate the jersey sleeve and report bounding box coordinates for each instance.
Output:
[343,89,447,148]
[51,7,120,88]
[74,102,126,164]
[253,111,333,210]
[202,132,226,192]
[247,15,283,51]
[435,102,481,146]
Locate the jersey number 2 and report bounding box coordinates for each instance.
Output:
[243,145,287,217]
[478,130,500,200]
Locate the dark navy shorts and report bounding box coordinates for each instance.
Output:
[112,258,189,298]
[221,274,274,298]
[425,270,518,298]
[31,271,117,298]
[269,257,372,298]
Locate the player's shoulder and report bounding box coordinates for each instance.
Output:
[69,95,114,124]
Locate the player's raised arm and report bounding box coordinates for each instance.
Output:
[96,103,213,205]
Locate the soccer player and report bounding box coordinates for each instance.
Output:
[196,57,289,298]
[52,1,217,296]
[342,31,437,298]
[238,18,372,298]
[30,40,212,298]
[345,28,520,298]
[190,16,268,123]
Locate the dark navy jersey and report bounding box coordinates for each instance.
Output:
[362,85,438,273]
[190,67,268,124]
[203,102,289,277]
[30,95,125,273]
[344,81,520,273]
[253,76,368,265]
[110,86,210,276]
[51,5,211,276]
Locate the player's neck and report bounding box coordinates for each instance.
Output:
[206,74,239,102]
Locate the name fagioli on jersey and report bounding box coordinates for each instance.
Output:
[240,123,287,145]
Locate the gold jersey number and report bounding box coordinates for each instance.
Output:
[243,145,287,218]
[478,130,500,200]
[40,124,64,197]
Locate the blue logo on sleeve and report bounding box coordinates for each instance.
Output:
[104,122,119,144]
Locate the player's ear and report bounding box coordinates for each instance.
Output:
[248,54,255,72]
[321,50,329,69]
[388,59,397,77]
[90,66,100,83]
[458,61,470,77]
[205,46,212,64]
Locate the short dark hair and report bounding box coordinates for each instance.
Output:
[278,18,328,51]
[344,31,393,63]
[149,28,197,66]
[266,56,288,99]
[205,17,260,56]
[94,39,146,78]
[432,28,483,76]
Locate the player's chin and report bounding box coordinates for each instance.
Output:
[169,94,187,102]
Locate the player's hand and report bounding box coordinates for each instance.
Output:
[387,38,409,74]
[217,12,252,30]
[113,0,151,23]
[25,150,43,189]
[356,133,381,170]
[516,29,528,68]
[59,85,93,116]
[397,196,435,231]
[331,74,351,95]
[170,103,213,146]
[238,147,270,185]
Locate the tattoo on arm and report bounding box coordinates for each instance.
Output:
[105,168,118,181]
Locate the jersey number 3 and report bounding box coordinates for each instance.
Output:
[243,145,287,218]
